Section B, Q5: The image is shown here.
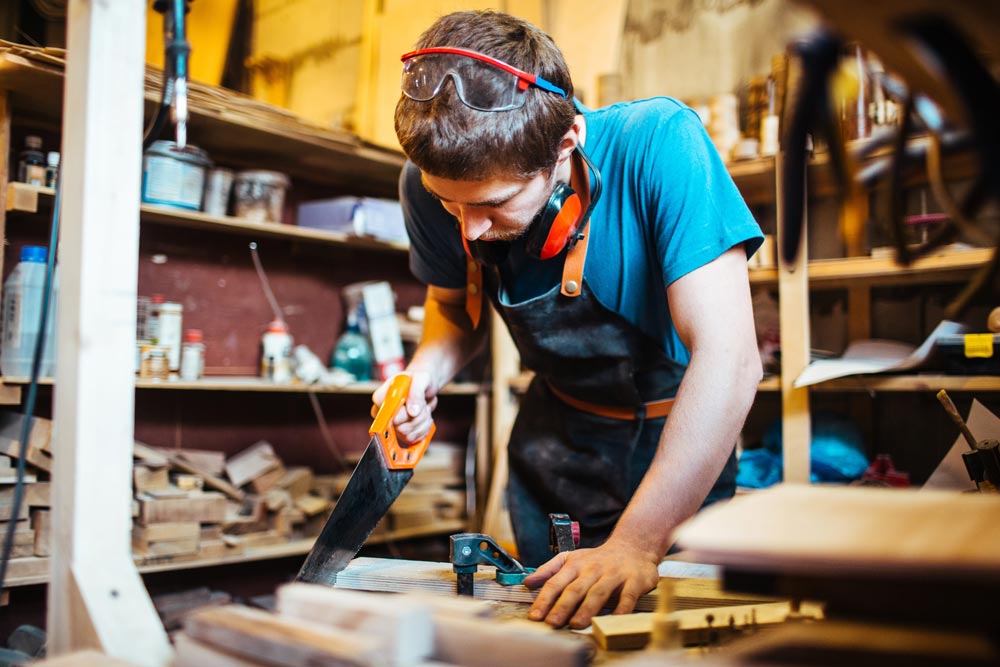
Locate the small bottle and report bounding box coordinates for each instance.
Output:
[261,319,293,383]
[156,302,183,373]
[45,152,60,189]
[332,311,373,381]
[18,136,46,186]
[180,329,205,381]
[1,246,50,377]
[146,293,165,342]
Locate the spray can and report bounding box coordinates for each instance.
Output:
[261,319,293,383]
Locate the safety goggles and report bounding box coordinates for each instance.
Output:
[400,47,567,112]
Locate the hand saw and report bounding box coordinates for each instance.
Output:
[296,374,434,584]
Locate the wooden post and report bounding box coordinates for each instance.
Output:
[776,151,812,484]
[482,306,519,553]
[48,1,172,663]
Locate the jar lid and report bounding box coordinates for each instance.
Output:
[235,170,290,188]
[159,302,183,313]
[267,319,288,333]
[20,245,47,263]
[184,329,203,343]
[146,140,211,167]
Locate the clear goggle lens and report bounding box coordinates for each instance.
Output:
[400,49,566,112]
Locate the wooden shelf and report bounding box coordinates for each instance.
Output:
[3,520,468,588]
[0,376,482,396]
[0,47,404,197]
[747,248,992,288]
[807,374,1000,393]
[6,182,409,254]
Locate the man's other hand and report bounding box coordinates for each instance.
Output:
[522,538,660,629]
[371,370,438,445]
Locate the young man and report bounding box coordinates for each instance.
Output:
[374,10,763,629]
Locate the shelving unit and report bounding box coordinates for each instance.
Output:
[2,520,468,588]
[0,42,484,605]
[6,182,410,254]
[728,146,996,483]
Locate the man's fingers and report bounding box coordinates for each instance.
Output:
[523,552,567,589]
[569,577,622,629]
[540,571,602,628]
[612,579,645,616]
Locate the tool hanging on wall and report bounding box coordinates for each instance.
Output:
[146,0,193,150]
[780,10,1000,319]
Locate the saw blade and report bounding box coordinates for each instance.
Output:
[296,435,413,585]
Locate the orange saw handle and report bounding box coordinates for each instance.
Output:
[370,373,435,470]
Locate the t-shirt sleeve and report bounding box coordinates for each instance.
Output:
[399,161,467,289]
[645,108,763,286]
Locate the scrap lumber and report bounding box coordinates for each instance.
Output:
[154,447,227,476]
[133,522,200,543]
[31,508,50,556]
[154,587,233,631]
[0,412,52,452]
[276,583,434,666]
[184,605,385,667]
[433,614,591,667]
[590,601,825,650]
[27,649,139,667]
[138,491,227,524]
[225,441,281,488]
[249,463,286,494]
[161,449,245,502]
[278,467,313,499]
[175,632,272,667]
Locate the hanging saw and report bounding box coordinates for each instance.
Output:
[297,374,434,584]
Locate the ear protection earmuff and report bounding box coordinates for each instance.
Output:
[469,143,602,264]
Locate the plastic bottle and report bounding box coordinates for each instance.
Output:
[45,151,60,189]
[1,246,56,377]
[261,319,293,383]
[179,329,205,381]
[156,302,183,372]
[332,311,373,382]
[17,135,45,186]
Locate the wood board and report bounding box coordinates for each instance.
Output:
[335,557,772,613]
[673,484,1000,579]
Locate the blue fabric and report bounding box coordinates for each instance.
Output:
[400,97,763,363]
[736,413,871,488]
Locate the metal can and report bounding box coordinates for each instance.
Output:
[141,140,210,211]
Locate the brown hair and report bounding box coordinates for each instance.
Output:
[394,10,577,181]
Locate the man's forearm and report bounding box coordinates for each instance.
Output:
[609,346,761,558]
[406,290,486,393]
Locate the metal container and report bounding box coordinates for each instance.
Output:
[141,140,211,211]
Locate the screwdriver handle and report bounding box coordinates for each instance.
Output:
[936,389,978,451]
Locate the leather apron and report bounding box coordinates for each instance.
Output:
[470,160,737,566]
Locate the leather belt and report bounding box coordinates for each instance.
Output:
[546,382,675,420]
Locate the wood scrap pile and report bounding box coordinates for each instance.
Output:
[0,412,54,581]
[175,582,593,667]
[1,411,469,580]
[132,439,336,564]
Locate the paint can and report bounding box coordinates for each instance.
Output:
[233,170,290,224]
[142,140,210,211]
[203,167,234,217]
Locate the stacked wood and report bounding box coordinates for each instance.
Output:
[0,413,55,579]
[174,583,591,667]
[388,442,466,533]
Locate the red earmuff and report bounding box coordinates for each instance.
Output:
[525,183,583,260]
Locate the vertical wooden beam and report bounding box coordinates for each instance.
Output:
[482,306,519,554]
[48,2,171,664]
[0,92,19,405]
[777,152,811,484]
[847,285,874,451]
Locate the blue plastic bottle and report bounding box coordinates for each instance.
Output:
[1,246,57,377]
[332,311,373,382]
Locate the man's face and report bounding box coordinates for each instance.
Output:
[421,169,557,243]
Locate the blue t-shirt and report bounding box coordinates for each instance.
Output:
[400,97,763,366]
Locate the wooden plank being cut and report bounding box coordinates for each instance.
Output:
[225,441,281,488]
[335,558,769,612]
[673,485,1000,578]
[184,605,384,667]
[276,583,434,666]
